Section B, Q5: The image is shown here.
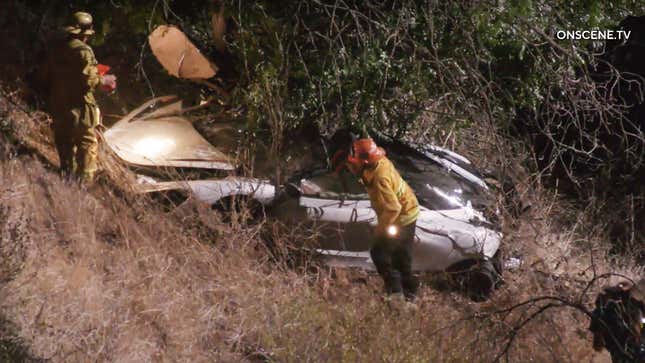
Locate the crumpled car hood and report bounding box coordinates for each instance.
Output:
[103,96,235,170]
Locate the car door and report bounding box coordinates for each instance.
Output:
[298,195,375,251]
[296,170,375,251]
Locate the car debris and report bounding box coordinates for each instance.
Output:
[148,25,218,80]
[104,98,234,170]
[101,96,503,297]
[102,96,274,204]
[504,257,523,271]
[102,97,503,297]
[105,23,506,298]
[148,25,230,100]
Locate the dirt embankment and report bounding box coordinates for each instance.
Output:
[0,89,251,361]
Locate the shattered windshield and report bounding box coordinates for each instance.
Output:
[388,151,484,210]
[301,148,490,210]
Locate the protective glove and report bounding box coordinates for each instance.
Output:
[100,74,117,93]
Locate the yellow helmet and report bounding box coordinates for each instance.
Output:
[64,11,95,36]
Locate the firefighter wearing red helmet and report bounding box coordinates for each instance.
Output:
[344,138,420,300]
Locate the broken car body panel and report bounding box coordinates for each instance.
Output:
[149,25,218,79]
[104,96,268,207]
[104,112,234,170]
[136,176,276,205]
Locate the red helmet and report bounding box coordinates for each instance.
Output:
[346,138,385,167]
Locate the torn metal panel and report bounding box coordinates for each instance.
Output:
[149,25,218,79]
[104,115,234,170]
[112,95,178,128]
[135,176,276,205]
[138,100,184,121]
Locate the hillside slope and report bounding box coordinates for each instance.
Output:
[2,85,641,362]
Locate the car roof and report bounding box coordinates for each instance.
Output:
[370,131,488,190]
[294,138,494,211]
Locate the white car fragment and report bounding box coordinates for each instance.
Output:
[103,97,234,170]
[103,96,273,206]
[149,25,218,79]
[136,176,275,206]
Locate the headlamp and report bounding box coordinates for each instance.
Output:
[386,225,399,237]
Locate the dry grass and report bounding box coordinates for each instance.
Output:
[0,87,641,362]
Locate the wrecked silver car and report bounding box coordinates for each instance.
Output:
[102,97,502,296]
[272,133,503,296]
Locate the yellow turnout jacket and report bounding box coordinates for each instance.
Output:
[361,157,419,235]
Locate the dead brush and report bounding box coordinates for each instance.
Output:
[406,94,643,361]
[0,156,259,361]
[0,71,641,362]
[0,146,537,362]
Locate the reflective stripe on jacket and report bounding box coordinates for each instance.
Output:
[361,157,419,234]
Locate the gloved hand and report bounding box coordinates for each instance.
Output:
[100,74,117,93]
[95,122,107,133]
[330,149,348,173]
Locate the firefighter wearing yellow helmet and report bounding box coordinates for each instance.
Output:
[43,11,114,182]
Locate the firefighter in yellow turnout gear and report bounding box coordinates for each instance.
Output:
[344,138,420,300]
[44,12,102,182]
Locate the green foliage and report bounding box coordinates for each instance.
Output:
[5,0,641,134]
[9,0,639,139]
[224,0,641,139]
